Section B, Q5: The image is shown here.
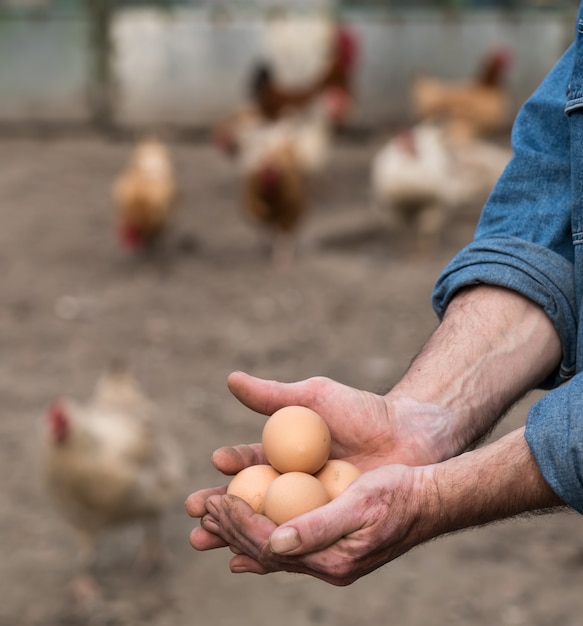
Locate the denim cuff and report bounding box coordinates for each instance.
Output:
[432,236,577,388]
[526,375,583,514]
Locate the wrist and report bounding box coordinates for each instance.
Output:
[389,286,561,459]
[419,428,565,539]
[385,395,463,465]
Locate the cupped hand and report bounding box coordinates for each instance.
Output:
[215,371,450,473]
[186,370,451,555]
[196,463,436,586]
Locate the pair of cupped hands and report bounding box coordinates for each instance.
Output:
[185,370,451,587]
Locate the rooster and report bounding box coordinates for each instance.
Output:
[370,123,512,254]
[411,45,513,140]
[248,21,358,129]
[211,20,353,166]
[40,361,182,607]
[112,137,177,253]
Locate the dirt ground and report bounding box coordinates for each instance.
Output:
[2,130,583,626]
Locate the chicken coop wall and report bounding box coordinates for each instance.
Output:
[0,3,577,131]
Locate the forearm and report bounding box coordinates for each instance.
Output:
[390,285,561,460]
[420,427,566,541]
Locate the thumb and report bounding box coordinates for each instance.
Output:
[227,370,311,416]
[268,495,361,555]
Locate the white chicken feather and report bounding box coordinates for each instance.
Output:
[234,103,331,180]
[370,123,512,253]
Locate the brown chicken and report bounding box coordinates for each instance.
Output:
[411,45,513,140]
[242,132,306,268]
[248,21,358,128]
[113,137,177,253]
[40,361,182,607]
[215,102,331,267]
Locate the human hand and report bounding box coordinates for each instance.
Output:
[186,370,454,552]
[191,462,434,586]
[187,427,562,585]
[217,370,455,473]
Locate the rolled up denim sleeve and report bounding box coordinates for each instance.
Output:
[432,43,578,387]
[526,374,583,513]
[433,238,576,386]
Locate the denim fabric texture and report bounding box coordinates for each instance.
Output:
[432,3,583,513]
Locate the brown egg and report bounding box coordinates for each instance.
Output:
[264,471,331,525]
[226,464,281,514]
[315,459,362,499]
[262,405,331,474]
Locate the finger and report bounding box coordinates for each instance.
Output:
[201,513,221,534]
[185,486,226,517]
[211,498,342,582]
[227,371,311,416]
[189,525,229,551]
[208,494,277,556]
[269,484,366,556]
[228,552,341,583]
[211,443,267,475]
[226,371,276,414]
[229,553,271,575]
[208,494,361,584]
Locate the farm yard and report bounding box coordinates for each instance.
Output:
[1,2,582,625]
[1,132,583,626]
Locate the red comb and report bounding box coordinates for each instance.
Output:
[336,25,358,69]
[118,224,143,250]
[47,401,69,445]
[490,45,513,66]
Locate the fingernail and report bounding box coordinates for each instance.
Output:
[269,527,300,554]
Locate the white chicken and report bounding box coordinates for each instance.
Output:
[285,103,333,178]
[216,100,331,180]
[40,361,182,606]
[370,123,512,254]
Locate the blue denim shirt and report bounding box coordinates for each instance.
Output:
[432,5,583,513]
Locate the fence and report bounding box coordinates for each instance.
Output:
[0,1,577,131]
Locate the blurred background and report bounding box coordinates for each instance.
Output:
[0,0,576,132]
[2,1,583,626]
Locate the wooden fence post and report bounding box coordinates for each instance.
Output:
[87,0,114,130]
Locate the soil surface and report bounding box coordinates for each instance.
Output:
[1,132,582,626]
